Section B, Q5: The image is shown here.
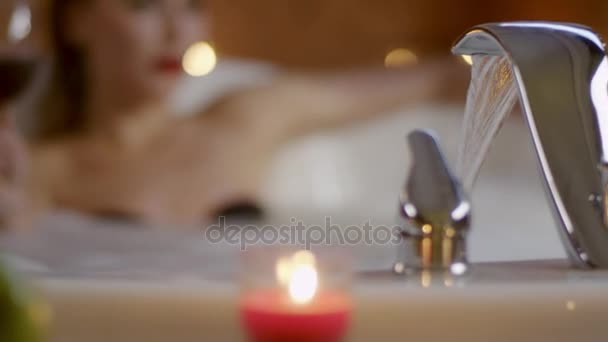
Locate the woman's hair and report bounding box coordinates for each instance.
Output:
[28,0,87,141]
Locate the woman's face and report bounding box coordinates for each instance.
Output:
[68,0,208,104]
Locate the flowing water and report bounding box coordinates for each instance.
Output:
[456,55,520,192]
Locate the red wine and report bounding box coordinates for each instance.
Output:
[0,57,36,105]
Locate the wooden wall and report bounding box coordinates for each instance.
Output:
[210,0,608,68]
[23,0,608,68]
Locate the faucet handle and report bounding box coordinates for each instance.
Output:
[395,130,471,275]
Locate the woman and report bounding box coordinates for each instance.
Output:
[1,0,467,226]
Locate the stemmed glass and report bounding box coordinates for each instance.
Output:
[0,0,37,106]
[0,0,35,229]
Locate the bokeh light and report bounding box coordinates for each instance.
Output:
[182,41,218,77]
[8,2,31,43]
[384,48,418,68]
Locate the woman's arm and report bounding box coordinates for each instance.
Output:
[222,58,469,143]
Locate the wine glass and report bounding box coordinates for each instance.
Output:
[0,0,36,107]
[0,0,35,229]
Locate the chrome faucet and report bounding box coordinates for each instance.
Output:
[449,21,608,269]
[395,22,608,272]
[394,130,471,276]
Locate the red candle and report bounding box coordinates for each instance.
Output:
[240,250,352,342]
[240,288,351,342]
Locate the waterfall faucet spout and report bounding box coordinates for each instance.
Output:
[452,22,608,268]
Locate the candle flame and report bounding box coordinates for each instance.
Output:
[288,264,319,304]
[275,250,319,304]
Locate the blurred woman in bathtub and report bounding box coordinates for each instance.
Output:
[0,0,466,227]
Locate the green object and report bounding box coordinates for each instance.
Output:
[0,265,44,342]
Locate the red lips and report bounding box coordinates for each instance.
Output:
[156,57,182,73]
